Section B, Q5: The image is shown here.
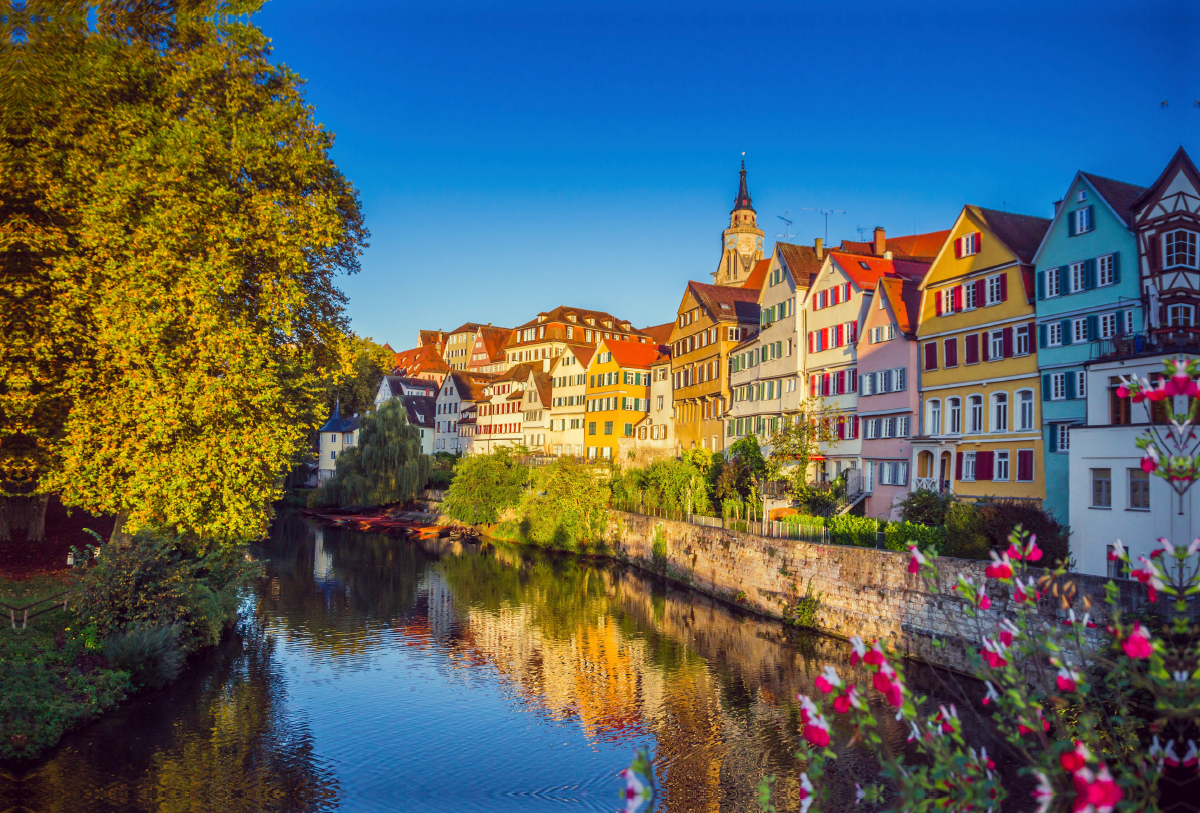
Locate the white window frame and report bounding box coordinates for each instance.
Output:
[1099,312,1117,339]
[1168,303,1195,327]
[1097,254,1115,287]
[1072,317,1089,344]
[962,451,977,482]
[947,397,962,435]
[1069,261,1086,294]
[994,450,1011,482]
[964,283,978,309]
[1016,324,1030,355]
[968,395,984,434]
[927,399,942,436]
[987,274,1003,305]
[1075,371,1086,398]
[1017,389,1034,431]
[1045,267,1061,298]
[1075,207,1093,234]
[1164,229,1199,270]
[989,330,1004,360]
[991,391,1009,433]
[1048,322,1063,347]
[1057,424,1070,453]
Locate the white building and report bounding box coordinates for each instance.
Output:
[547,345,593,457]
[434,371,491,454]
[317,402,360,483]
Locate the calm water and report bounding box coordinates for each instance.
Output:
[2,514,996,813]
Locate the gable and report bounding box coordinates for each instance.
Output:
[922,208,1019,289]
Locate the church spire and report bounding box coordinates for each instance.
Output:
[733,158,754,212]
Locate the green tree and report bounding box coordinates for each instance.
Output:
[726,435,766,478]
[515,459,610,550]
[325,333,393,419]
[441,449,528,525]
[763,400,839,497]
[1,3,367,545]
[312,399,429,508]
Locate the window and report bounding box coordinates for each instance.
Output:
[1073,206,1093,234]
[1015,325,1030,355]
[1099,312,1117,339]
[330,450,337,460]
[924,342,938,371]
[995,451,1010,481]
[588,422,597,436]
[330,433,338,443]
[969,395,983,433]
[1047,322,1063,347]
[1129,469,1150,510]
[1109,377,1132,425]
[1164,229,1199,269]
[992,392,1008,432]
[624,423,634,437]
[1056,424,1070,452]
[964,282,978,309]
[948,397,962,434]
[1097,254,1115,286]
[956,232,980,257]
[604,421,613,435]
[1045,267,1061,298]
[1107,546,1121,580]
[990,330,1004,360]
[987,274,1003,305]
[1069,261,1086,294]
[945,337,959,367]
[1018,390,1034,430]
[928,399,942,435]
[1075,371,1086,399]
[962,451,977,481]
[1072,318,1089,344]
[1168,304,1195,327]
[1091,468,1112,508]
[1017,449,1034,481]
[1050,373,1066,401]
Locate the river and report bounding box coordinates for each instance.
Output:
[2,513,1001,813]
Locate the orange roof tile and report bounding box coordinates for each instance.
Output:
[828,252,930,291]
[877,277,921,336]
[602,340,662,369]
[638,322,675,346]
[741,258,771,290]
[838,229,951,261]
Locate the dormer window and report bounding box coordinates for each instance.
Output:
[1164,230,1199,270]
[1077,189,1087,202]
[585,318,595,326]
[603,320,612,328]
[567,314,577,322]
[954,232,981,257]
[537,315,547,322]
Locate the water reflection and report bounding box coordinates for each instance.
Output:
[2,513,990,812]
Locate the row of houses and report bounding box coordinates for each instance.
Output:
[321,149,1200,577]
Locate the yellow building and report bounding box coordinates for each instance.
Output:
[584,339,660,461]
[912,206,1050,502]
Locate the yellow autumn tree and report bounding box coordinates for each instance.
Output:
[0,2,368,545]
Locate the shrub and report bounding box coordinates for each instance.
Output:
[514,459,610,550]
[311,398,431,508]
[977,499,1070,566]
[651,526,668,571]
[884,520,945,554]
[780,514,825,528]
[441,449,528,525]
[944,502,989,559]
[828,515,879,547]
[103,624,185,688]
[898,488,954,526]
[616,457,713,516]
[73,530,258,653]
[787,578,823,628]
[795,486,837,515]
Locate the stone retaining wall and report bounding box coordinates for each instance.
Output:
[606,510,1152,671]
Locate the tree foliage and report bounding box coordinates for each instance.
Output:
[515,459,609,550]
[311,399,429,508]
[325,333,393,419]
[441,449,528,526]
[2,2,367,545]
[898,488,954,526]
[613,457,713,515]
[762,401,839,493]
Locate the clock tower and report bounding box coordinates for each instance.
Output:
[713,160,765,287]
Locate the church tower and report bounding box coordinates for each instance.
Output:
[713,160,765,286]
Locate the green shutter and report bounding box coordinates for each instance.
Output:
[1042,374,1052,400]
[1037,271,1045,300]
[1066,372,1076,400]
[1048,425,1057,453]
[1087,205,1095,230]
[1111,252,1120,284]
[1061,319,1072,345]
[1068,211,1077,237]
[1085,258,1096,289]
[1087,315,1099,340]
[1038,324,1048,348]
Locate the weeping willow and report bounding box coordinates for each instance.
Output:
[313,400,430,507]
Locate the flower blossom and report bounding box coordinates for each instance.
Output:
[1014,576,1039,604]
[849,636,867,666]
[798,695,831,748]
[1056,664,1081,693]
[977,582,992,610]
[908,544,927,574]
[1071,764,1123,813]
[1141,445,1161,474]
[982,636,1009,669]
[1165,357,1198,396]
[621,768,652,812]
[863,640,887,667]
[984,550,1014,580]
[982,680,999,706]
[1107,540,1125,562]
[1121,623,1154,660]
[855,783,866,805]
[833,684,862,714]
[1032,771,1054,813]
[1129,556,1165,602]
[1060,740,1091,772]
[1184,740,1198,769]
[814,665,843,695]
[798,773,815,813]
[872,660,905,707]
[933,704,958,734]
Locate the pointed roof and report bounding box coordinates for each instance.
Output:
[445,371,491,403]
[828,251,930,291]
[775,243,825,290]
[742,257,771,290]
[966,207,1051,265]
[686,280,761,322]
[392,344,449,376]
[1132,146,1200,215]
[489,361,540,387]
[570,344,597,368]
[838,229,952,262]
[876,277,922,336]
[601,339,661,369]
[638,322,675,346]
[733,159,754,212]
[1079,172,1147,227]
[319,399,360,433]
[401,395,435,429]
[531,371,553,407]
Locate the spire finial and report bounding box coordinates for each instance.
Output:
[733,155,754,212]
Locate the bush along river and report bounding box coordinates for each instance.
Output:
[1,512,1011,813]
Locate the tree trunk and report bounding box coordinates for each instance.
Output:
[26,495,49,543]
[0,495,50,542]
[109,510,131,546]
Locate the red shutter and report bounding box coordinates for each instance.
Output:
[935,290,943,316]
[823,327,831,348]
[851,415,859,438]
[944,338,957,367]
[850,321,858,342]
[965,334,979,364]
[836,370,845,393]
[1017,449,1034,481]
[836,324,844,346]
[924,342,938,371]
[975,279,986,304]
[1002,327,1013,358]
[981,333,990,362]
[999,273,1008,302]
[955,453,963,480]
[808,332,814,353]
[953,286,963,311]
[843,283,851,301]
[976,451,994,481]
[823,373,831,395]
[810,375,817,397]
[837,418,846,439]
[954,237,962,259]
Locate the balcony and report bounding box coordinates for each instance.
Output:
[912,477,951,494]
[1094,329,1200,362]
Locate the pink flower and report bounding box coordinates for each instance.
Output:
[908,544,927,574]
[1005,542,1023,560]
[1121,623,1154,659]
[799,695,831,748]
[1061,741,1091,772]
[814,665,842,695]
[982,637,1008,668]
[621,768,651,812]
[1071,764,1123,813]
[849,636,867,667]
[978,584,992,611]
[833,693,851,714]
[1056,665,1080,693]
[1026,536,1043,562]
[1107,540,1125,562]
[1183,740,1198,769]
[798,772,815,813]
[984,551,1014,580]
[872,662,905,707]
[1032,772,1054,813]
[1129,558,1164,603]
[1142,447,1160,474]
[982,680,999,706]
[863,641,886,667]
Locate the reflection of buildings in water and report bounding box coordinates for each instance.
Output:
[423,569,460,646]
[312,527,337,586]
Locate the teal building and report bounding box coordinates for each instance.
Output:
[1032,172,1146,526]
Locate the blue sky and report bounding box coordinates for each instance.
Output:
[252,0,1197,350]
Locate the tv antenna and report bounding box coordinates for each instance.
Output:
[804,207,846,244]
[855,226,870,241]
[776,212,798,241]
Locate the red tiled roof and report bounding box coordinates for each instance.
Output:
[968,207,1051,265]
[828,252,931,291]
[603,340,661,369]
[512,305,646,337]
[393,345,450,375]
[476,326,512,362]
[531,371,553,407]
[571,345,597,368]
[775,243,824,289]
[638,322,675,346]
[741,258,771,290]
[1079,173,1147,228]
[447,371,491,402]
[490,361,540,386]
[686,280,761,323]
[877,277,921,336]
[839,230,951,261]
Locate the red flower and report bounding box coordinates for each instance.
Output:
[1071,764,1123,813]
[833,694,851,714]
[1060,741,1090,772]
[863,642,886,666]
[1121,624,1153,660]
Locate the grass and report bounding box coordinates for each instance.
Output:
[0,572,132,761]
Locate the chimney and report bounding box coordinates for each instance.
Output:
[815,237,824,260]
[1053,199,1063,216]
[874,226,886,256]
[884,250,894,260]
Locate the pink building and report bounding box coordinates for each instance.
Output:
[856,275,924,520]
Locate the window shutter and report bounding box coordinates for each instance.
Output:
[1037,271,1045,300]
[850,321,858,342]
[1047,425,1057,452]
[999,273,1008,302]
[1087,315,1099,341]
[808,332,814,353]
[837,419,845,440]
[810,375,817,397]
[897,367,906,390]
[955,453,963,480]
[1017,450,1033,481]
[976,451,994,481]
[954,286,963,311]
[823,373,831,395]
[1111,252,1120,284]
[1042,374,1052,400]
[1068,211,1077,237]
[1038,324,1047,348]
[954,237,963,259]
[836,370,845,393]
[1002,327,1013,357]
[1061,319,1072,345]
[836,324,844,346]
[975,279,986,304]
[935,290,943,316]
[849,368,858,392]
[1116,310,1125,335]
[1066,371,1076,400]
[1086,205,1095,231]
[945,337,958,367]
[924,342,938,371]
[1085,258,1096,289]
[966,334,979,364]
[981,333,989,362]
